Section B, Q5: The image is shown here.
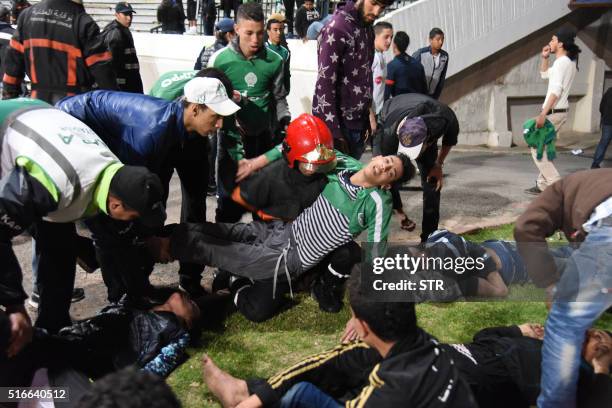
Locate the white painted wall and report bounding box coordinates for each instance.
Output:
[132,1,606,147]
[382,0,572,77]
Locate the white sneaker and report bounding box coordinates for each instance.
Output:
[186,26,198,35]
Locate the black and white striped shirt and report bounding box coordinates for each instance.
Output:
[292,171,361,270]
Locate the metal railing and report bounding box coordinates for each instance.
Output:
[195,0,417,34]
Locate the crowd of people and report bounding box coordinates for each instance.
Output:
[156,0,332,38]
[0,0,610,407]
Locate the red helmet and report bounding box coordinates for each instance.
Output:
[283,113,336,170]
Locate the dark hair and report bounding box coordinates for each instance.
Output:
[215,30,230,44]
[11,0,29,21]
[195,67,234,96]
[77,367,181,408]
[266,18,283,31]
[396,153,415,184]
[565,42,582,66]
[237,2,264,23]
[393,31,410,54]
[0,6,9,22]
[348,272,418,342]
[429,27,444,39]
[373,21,393,35]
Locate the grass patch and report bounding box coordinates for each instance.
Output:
[168,224,612,408]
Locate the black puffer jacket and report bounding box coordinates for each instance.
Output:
[57,304,185,378]
[236,160,327,220]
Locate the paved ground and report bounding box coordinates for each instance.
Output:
[14,131,610,321]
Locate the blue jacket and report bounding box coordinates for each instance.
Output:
[56,91,187,173]
[384,53,427,100]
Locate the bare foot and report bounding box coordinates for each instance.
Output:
[202,354,249,408]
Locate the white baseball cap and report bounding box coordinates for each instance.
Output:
[183,77,240,116]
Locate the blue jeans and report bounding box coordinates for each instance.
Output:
[591,125,611,168]
[538,224,612,408]
[481,240,529,285]
[280,382,342,408]
[318,0,330,17]
[341,127,365,160]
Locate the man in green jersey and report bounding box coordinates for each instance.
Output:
[208,2,290,223]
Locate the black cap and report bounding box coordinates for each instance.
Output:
[115,2,135,14]
[0,6,9,20]
[110,166,166,228]
[555,26,576,47]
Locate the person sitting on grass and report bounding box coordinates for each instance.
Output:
[201,273,477,407]
[150,152,415,315]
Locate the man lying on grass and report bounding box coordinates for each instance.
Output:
[0,290,200,386]
[150,153,414,305]
[201,273,477,408]
[343,318,612,408]
[422,229,527,298]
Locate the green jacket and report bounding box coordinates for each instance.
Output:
[208,38,290,135]
[324,154,392,244]
[148,70,197,101]
[523,118,557,161]
[147,70,275,163]
[265,41,291,94]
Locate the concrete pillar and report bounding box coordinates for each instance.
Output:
[573,57,605,133]
[488,85,513,147]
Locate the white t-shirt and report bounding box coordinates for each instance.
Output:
[371,50,386,115]
[541,55,577,110]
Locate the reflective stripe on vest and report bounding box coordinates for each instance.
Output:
[1,108,119,222]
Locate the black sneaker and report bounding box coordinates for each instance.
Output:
[28,292,40,309]
[211,269,231,293]
[179,280,207,298]
[71,287,85,303]
[311,279,343,313]
[524,186,542,195]
[207,183,217,197]
[29,288,85,309]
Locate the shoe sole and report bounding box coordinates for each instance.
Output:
[76,258,98,274]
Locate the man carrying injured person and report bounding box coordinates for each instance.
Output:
[151,145,415,307]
